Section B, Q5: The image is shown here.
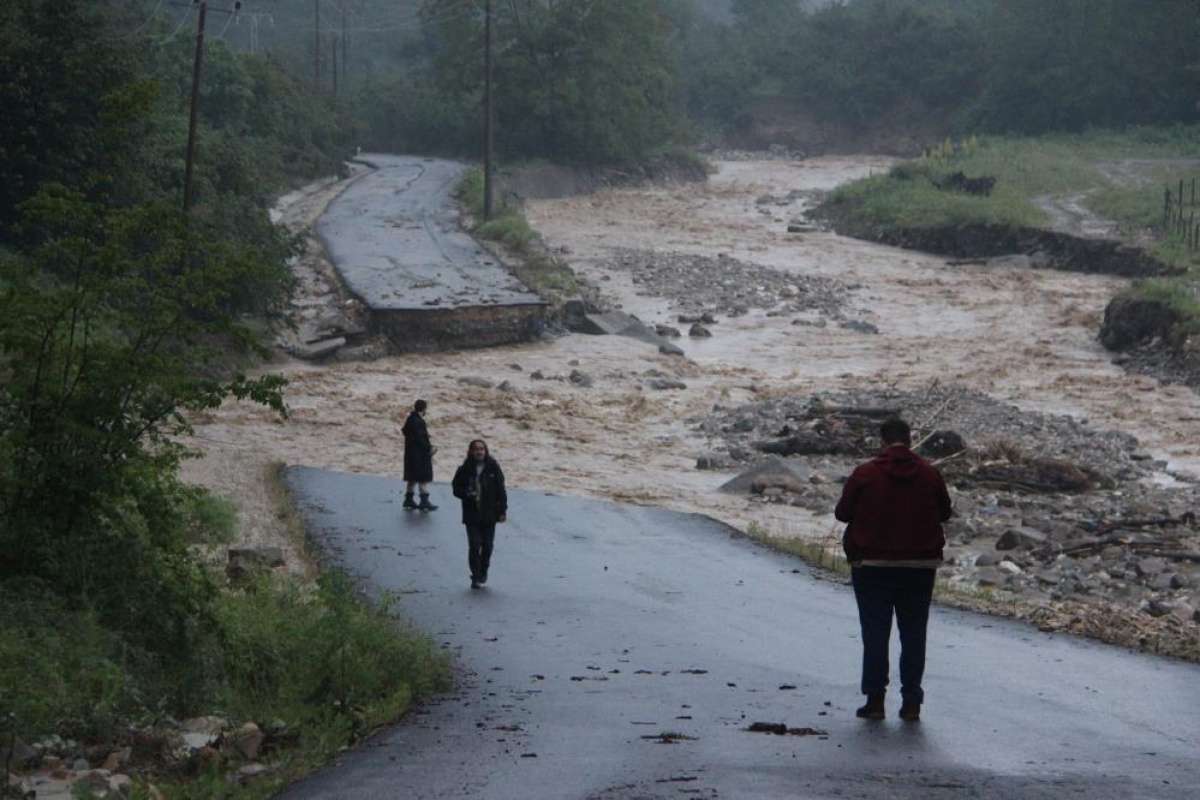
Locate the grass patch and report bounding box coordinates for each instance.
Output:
[823,126,1200,263]
[456,167,579,302]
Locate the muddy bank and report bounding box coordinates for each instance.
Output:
[1101,292,1200,389]
[815,201,1178,278]
[694,385,1200,661]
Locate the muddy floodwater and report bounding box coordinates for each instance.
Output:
[183,155,1200,570]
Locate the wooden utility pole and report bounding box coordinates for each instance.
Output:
[483,0,495,220]
[183,1,209,213]
[332,35,339,96]
[314,0,321,83]
[341,2,348,81]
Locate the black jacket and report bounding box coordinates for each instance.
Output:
[452,456,508,526]
[402,412,433,483]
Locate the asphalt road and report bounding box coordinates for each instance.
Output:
[281,467,1200,800]
[315,155,543,311]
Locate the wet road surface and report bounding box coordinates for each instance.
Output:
[316,155,542,310]
[280,467,1200,799]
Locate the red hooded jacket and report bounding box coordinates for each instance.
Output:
[835,445,952,561]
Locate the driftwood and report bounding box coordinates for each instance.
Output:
[1094,512,1195,535]
[817,406,899,418]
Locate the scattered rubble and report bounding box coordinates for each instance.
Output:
[3,717,287,799]
[599,247,852,323]
[692,384,1200,660]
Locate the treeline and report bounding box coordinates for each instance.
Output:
[0,0,376,741]
[712,0,1200,137]
[332,0,1200,160]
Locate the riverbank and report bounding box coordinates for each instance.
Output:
[811,128,1200,387]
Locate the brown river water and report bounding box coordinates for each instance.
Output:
[182,156,1200,570]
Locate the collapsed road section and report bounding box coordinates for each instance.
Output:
[317,154,547,351]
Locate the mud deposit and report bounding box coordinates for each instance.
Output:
[185,155,1200,660]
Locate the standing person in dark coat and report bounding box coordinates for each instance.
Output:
[835,417,952,722]
[452,439,508,589]
[402,399,437,511]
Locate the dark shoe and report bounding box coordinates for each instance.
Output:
[402,494,417,510]
[470,578,481,589]
[855,693,885,720]
[418,495,438,511]
[899,702,921,721]
[477,573,488,585]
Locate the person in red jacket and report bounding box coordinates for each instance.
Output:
[835,417,952,722]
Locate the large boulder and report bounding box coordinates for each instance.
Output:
[718,457,810,495]
[1099,295,1180,352]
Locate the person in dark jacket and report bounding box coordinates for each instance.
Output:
[451,439,508,589]
[402,399,437,511]
[835,417,952,722]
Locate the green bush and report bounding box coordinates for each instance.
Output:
[216,573,449,735]
[0,580,139,740]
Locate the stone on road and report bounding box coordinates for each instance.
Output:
[281,467,1199,799]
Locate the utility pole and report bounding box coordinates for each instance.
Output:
[341,2,348,82]
[332,34,339,96]
[183,0,209,213]
[482,0,495,221]
[314,0,321,84]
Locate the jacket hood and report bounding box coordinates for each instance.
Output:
[872,445,921,480]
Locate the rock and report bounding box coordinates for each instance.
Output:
[974,551,999,567]
[839,320,879,335]
[568,369,593,388]
[695,453,730,470]
[1170,573,1191,590]
[975,567,1006,586]
[497,380,514,392]
[72,758,90,771]
[998,560,1024,576]
[228,723,265,761]
[0,738,38,770]
[917,430,966,458]
[108,774,133,797]
[654,324,682,338]
[100,747,131,772]
[508,363,523,371]
[1146,599,1173,618]
[719,457,810,495]
[700,312,717,324]
[235,763,273,785]
[995,527,1046,551]
[688,323,712,338]
[1150,572,1175,591]
[1136,557,1168,577]
[181,732,219,751]
[226,548,285,581]
[457,376,494,389]
[647,378,687,391]
[292,336,345,360]
[530,370,545,380]
[659,342,685,356]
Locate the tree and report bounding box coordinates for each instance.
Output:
[422,0,685,164]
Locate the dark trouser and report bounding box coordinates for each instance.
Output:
[851,566,936,704]
[466,524,496,580]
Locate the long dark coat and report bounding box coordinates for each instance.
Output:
[451,456,508,526]
[402,412,433,483]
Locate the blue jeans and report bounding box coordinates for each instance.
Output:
[851,566,936,703]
